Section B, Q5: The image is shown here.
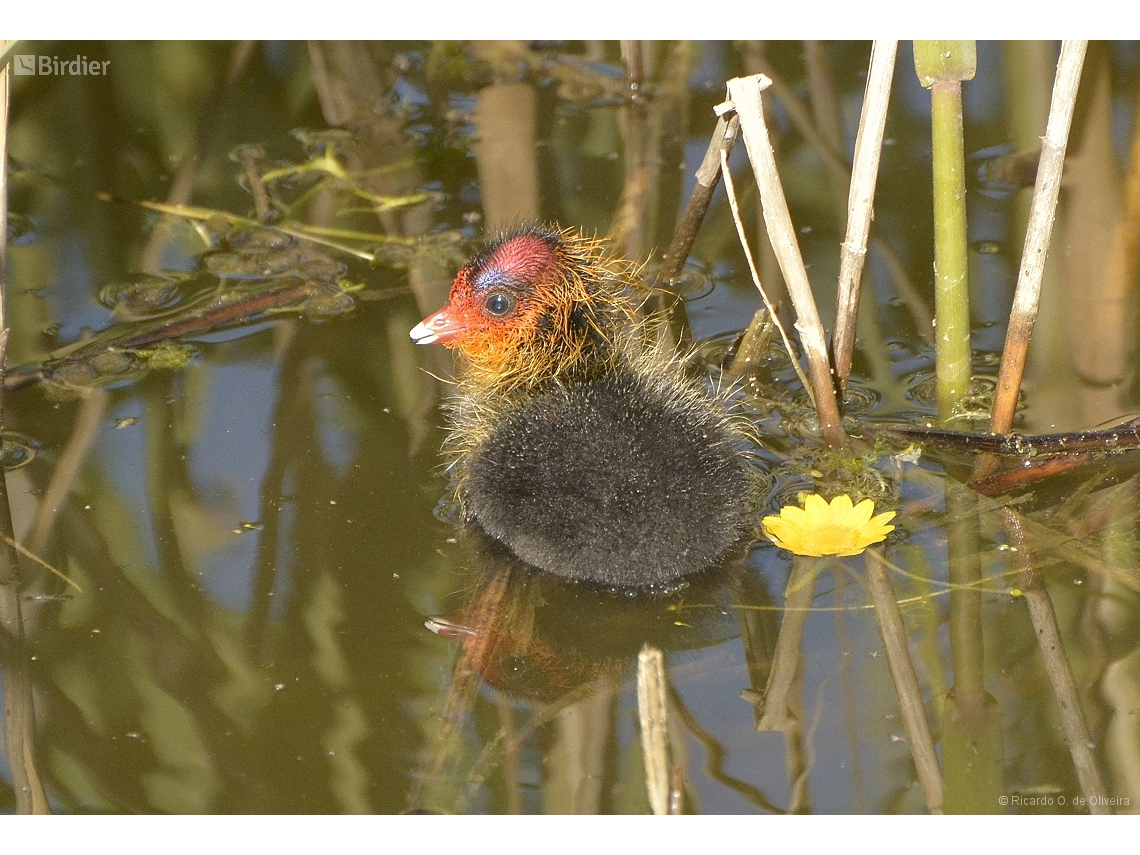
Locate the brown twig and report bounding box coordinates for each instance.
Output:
[657,113,740,287]
[867,416,1140,458]
[4,274,337,395]
[969,453,1100,496]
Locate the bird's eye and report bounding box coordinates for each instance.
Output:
[483,291,516,317]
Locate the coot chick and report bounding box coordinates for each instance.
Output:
[411,225,754,588]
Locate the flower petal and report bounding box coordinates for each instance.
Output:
[763,493,897,557]
[848,498,876,528]
[830,494,855,520]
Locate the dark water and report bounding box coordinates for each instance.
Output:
[2,40,1139,814]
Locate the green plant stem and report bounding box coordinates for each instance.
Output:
[931,79,972,422]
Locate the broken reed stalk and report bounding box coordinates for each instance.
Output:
[0,60,50,815]
[752,52,935,344]
[864,548,944,813]
[637,644,677,814]
[832,40,898,394]
[1001,508,1111,813]
[657,113,739,287]
[726,74,845,448]
[914,41,975,423]
[722,148,814,400]
[982,42,1088,444]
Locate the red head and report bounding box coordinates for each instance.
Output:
[411,227,629,388]
[411,229,564,352]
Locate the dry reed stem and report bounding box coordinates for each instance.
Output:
[637,644,677,814]
[987,41,1087,436]
[749,58,849,191]
[721,148,813,399]
[744,51,935,346]
[725,75,845,447]
[864,548,945,813]
[1002,508,1111,813]
[833,40,897,393]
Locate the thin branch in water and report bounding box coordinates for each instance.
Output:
[97,194,394,262]
[0,533,82,593]
[657,113,740,287]
[833,40,898,394]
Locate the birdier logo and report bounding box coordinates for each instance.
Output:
[13,54,111,76]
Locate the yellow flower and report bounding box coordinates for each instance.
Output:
[762,493,896,557]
